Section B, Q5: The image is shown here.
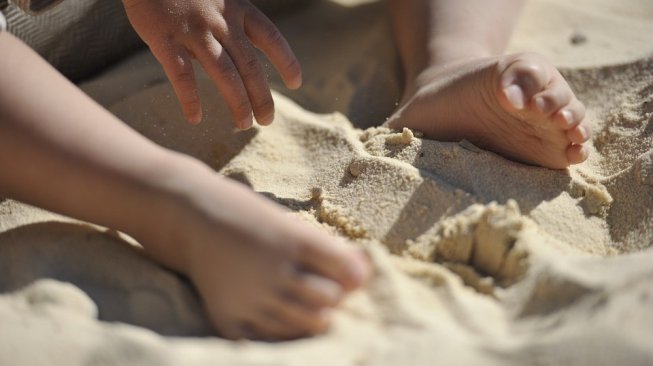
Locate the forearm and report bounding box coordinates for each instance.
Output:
[389,0,525,91]
[0,32,207,267]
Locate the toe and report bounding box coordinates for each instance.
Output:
[243,312,304,341]
[499,53,552,109]
[554,99,586,130]
[531,77,573,116]
[214,318,249,340]
[285,272,343,308]
[297,236,370,291]
[566,119,592,144]
[567,144,590,165]
[265,296,332,335]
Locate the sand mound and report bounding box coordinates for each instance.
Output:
[1,0,652,365]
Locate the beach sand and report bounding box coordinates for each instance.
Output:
[1,0,652,364]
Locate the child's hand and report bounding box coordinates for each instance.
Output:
[123,0,302,129]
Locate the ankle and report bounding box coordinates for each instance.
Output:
[399,57,479,106]
[427,36,498,65]
[128,152,216,273]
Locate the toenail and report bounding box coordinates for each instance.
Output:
[573,125,589,142]
[349,262,367,286]
[580,125,590,140]
[504,85,525,110]
[561,110,574,127]
[535,97,547,113]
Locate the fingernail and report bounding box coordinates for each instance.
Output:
[188,112,202,125]
[239,115,254,130]
[289,74,303,90]
[257,113,275,126]
[504,85,525,110]
[561,110,574,127]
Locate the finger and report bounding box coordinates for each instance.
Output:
[219,32,276,126]
[244,8,302,90]
[192,35,254,129]
[151,43,202,124]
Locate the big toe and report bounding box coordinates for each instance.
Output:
[499,53,553,110]
[286,272,343,308]
[297,235,371,291]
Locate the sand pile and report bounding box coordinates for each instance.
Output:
[1,0,652,365]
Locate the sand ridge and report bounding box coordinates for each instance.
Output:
[1,0,653,365]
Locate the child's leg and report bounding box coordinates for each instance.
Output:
[0,32,369,340]
[386,0,591,169]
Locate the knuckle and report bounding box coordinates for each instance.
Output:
[233,99,253,117]
[173,70,195,84]
[177,84,200,104]
[264,25,284,43]
[284,57,301,74]
[241,56,262,76]
[163,33,176,44]
[185,93,201,106]
[150,36,178,56]
[215,58,238,78]
[196,34,215,51]
[253,96,274,113]
[246,57,259,70]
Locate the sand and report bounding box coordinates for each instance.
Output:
[1,0,653,364]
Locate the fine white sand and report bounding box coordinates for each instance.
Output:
[1,0,653,365]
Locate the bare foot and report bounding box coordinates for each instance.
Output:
[144,168,370,340]
[387,53,591,169]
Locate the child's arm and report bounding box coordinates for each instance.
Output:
[389,0,525,97]
[0,31,190,267]
[122,0,302,129]
[0,32,368,340]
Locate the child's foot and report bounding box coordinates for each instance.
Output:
[388,53,591,169]
[147,171,370,340]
